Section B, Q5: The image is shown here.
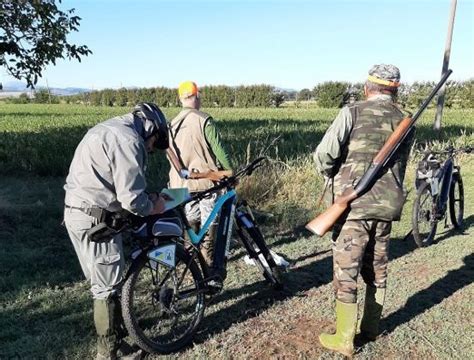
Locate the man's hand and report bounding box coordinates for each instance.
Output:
[179,169,190,179]
[150,193,174,215]
[149,192,159,202]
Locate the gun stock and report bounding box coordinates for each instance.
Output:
[167,148,232,181]
[166,148,184,174]
[306,190,357,236]
[306,70,453,236]
[189,170,233,182]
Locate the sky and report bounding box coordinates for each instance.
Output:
[2,0,473,90]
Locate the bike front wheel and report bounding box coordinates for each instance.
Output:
[412,181,438,247]
[449,172,464,229]
[121,242,205,354]
[236,212,284,289]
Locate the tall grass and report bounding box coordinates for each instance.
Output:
[0,104,473,358]
[1,104,471,216]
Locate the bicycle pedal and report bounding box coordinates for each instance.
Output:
[205,279,223,295]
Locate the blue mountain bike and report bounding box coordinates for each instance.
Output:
[120,157,283,354]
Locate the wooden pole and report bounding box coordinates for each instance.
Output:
[433,0,457,132]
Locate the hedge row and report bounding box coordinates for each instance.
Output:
[7,79,474,108]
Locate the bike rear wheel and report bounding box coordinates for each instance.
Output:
[449,172,464,229]
[412,181,438,247]
[121,242,205,354]
[236,212,284,289]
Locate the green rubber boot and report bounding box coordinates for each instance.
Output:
[359,286,385,341]
[319,300,358,357]
[94,298,120,360]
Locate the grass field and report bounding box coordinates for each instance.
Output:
[0,104,473,359]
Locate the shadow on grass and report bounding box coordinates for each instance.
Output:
[189,229,423,348]
[382,252,473,335]
[432,214,474,244]
[190,213,474,347]
[0,291,93,358]
[227,223,315,264]
[394,214,474,256]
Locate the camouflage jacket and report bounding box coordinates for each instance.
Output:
[314,94,413,221]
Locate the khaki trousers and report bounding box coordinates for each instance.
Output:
[64,207,124,299]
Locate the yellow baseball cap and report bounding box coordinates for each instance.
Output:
[178,81,199,98]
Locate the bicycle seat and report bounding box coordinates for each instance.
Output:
[418,154,441,173]
[132,211,184,238]
[152,217,183,237]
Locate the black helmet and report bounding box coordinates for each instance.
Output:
[133,102,169,150]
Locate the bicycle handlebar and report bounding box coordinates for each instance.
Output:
[422,146,472,156]
[189,157,267,202]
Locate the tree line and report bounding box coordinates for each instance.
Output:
[59,85,286,108]
[6,80,474,109]
[302,80,474,109]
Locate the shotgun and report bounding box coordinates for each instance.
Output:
[166,148,232,181]
[306,69,453,236]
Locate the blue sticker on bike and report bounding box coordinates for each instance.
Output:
[148,243,176,268]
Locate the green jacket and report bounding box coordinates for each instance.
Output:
[314,94,413,221]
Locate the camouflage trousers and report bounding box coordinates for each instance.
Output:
[332,219,392,304]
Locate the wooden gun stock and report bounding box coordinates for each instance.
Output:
[167,148,232,181]
[189,170,233,182]
[166,148,184,174]
[306,69,453,237]
[305,190,358,236]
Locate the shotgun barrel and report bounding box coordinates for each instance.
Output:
[306,70,453,236]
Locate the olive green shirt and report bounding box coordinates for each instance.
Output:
[204,119,233,170]
[313,106,354,177]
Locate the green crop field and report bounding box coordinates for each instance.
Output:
[0,104,473,359]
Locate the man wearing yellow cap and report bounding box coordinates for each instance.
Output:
[168,81,233,284]
[313,64,413,356]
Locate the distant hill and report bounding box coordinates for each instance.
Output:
[49,87,91,96]
[0,80,90,96]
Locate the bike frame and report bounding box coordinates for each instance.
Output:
[419,150,462,221]
[182,189,237,271]
[436,157,453,213]
[185,189,237,245]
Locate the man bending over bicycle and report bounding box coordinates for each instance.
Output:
[168,81,233,284]
[64,103,170,360]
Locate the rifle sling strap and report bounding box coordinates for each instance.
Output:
[169,110,192,171]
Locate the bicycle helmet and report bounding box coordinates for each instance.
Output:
[133,102,169,149]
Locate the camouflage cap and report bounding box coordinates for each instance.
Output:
[368,64,401,87]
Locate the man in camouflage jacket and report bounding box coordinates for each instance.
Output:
[313,64,413,357]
